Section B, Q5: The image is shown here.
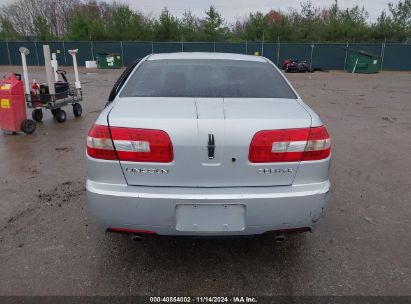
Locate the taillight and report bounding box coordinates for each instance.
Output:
[87,125,117,160]
[110,127,173,162]
[87,124,173,162]
[249,126,331,163]
[301,126,331,161]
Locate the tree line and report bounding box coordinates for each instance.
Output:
[0,0,410,43]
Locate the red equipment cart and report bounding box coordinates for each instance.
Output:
[0,73,36,134]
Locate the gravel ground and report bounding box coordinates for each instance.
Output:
[0,66,410,296]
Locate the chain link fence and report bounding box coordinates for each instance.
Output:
[1,41,410,70]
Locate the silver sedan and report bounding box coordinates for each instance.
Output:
[86,52,331,237]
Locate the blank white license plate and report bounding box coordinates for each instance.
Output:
[176,204,245,232]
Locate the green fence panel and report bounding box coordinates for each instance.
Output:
[153,42,181,53]
[2,40,411,70]
[261,43,278,65]
[215,42,245,54]
[0,42,9,65]
[279,43,312,67]
[34,42,45,66]
[182,42,214,52]
[313,44,347,69]
[33,42,66,66]
[122,42,152,66]
[246,42,263,56]
[7,41,37,66]
[49,42,65,65]
[382,44,411,70]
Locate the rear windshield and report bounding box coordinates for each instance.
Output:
[120,59,297,98]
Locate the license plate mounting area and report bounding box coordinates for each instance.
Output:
[175,204,245,232]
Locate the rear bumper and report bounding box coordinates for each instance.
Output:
[86,180,330,236]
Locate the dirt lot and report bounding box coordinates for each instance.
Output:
[0,66,410,296]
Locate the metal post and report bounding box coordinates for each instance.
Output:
[344,41,349,70]
[213,40,216,52]
[19,47,30,95]
[34,41,40,66]
[6,41,11,65]
[62,41,67,66]
[69,49,81,89]
[51,53,59,81]
[181,35,184,52]
[151,41,154,54]
[120,41,124,66]
[245,40,248,54]
[380,38,386,71]
[276,36,280,67]
[90,40,94,61]
[310,42,314,69]
[261,30,265,56]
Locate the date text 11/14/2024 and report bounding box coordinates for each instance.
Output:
[149,296,257,303]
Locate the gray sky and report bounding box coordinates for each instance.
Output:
[0,0,393,22]
[118,0,392,22]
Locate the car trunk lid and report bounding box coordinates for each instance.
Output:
[108,97,312,187]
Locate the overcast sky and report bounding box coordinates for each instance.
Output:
[118,0,391,22]
[0,0,393,22]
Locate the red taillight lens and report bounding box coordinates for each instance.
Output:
[302,126,331,161]
[249,128,310,163]
[87,124,173,162]
[86,124,117,160]
[110,127,173,162]
[249,126,331,163]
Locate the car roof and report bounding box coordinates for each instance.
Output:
[147,52,267,62]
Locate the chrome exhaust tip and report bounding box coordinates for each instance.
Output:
[274,234,286,243]
[131,234,144,241]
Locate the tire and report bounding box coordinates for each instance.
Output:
[21,119,36,134]
[55,109,67,123]
[73,103,82,117]
[32,109,43,122]
[51,109,58,116]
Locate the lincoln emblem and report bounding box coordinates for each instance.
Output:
[208,133,215,159]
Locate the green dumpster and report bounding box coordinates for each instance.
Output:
[96,53,122,69]
[345,49,381,73]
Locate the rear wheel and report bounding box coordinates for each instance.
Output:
[21,119,36,134]
[32,109,43,122]
[55,109,67,123]
[73,103,82,117]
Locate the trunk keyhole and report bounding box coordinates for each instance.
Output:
[232,158,236,163]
